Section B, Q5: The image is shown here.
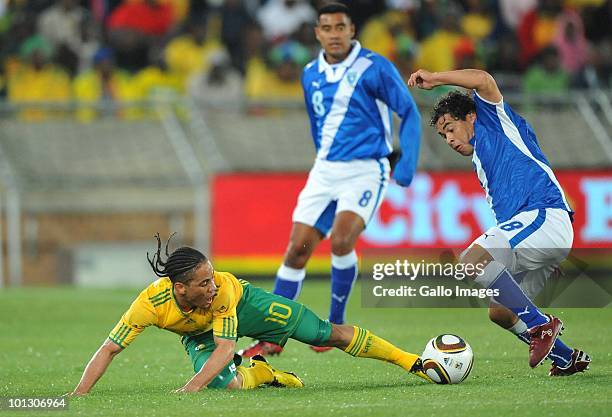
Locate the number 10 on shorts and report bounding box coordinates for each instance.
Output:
[264,302,293,327]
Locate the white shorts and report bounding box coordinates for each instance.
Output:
[468,208,573,299]
[292,158,390,236]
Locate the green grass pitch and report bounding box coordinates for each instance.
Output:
[1,280,610,417]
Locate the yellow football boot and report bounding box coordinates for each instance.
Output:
[250,355,304,388]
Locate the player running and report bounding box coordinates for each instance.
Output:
[66,234,431,395]
[408,68,590,376]
[244,2,421,357]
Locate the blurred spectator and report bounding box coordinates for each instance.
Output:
[164,16,226,87]
[488,33,523,90]
[293,21,318,58]
[7,35,71,120]
[360,10,414,59]
[523,46,569,94]
[453,38,480,69]
[107,0,174,36]
[553,8,589,77]
[517,0,563,67]
[461,0,494,42]
[37,0,85,57]
[256,0,315,43]
[0,7,38,62]
[341,0,386,32]
[243,22,266,65]
[76,17,102,73]
[220,0,253,74]
[164,0,189,25]
[586,38,612,87]
[107,0,175,71]
[415,1,469,72]
[386,0,419,9]
[582,0,611,42]
[393,34,418,81]
[414,0,438,40]
[245,40,309,100]
[189,50,243,103]
[73,47,139,121]
[134,56,184,102]
[499,0,536,29]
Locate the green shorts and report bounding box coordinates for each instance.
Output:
[236,284,332,346]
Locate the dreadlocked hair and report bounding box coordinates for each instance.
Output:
[147,233,208,284]
[430,90,476,126]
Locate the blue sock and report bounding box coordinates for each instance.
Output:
[272,265,305,300]
[477,262,548,329]
[329,251,358,324]
[548,338,574,368]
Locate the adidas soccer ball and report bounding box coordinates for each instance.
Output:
[421,334,474,384]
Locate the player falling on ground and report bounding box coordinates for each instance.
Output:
[66,234,431,395]
[407,68,590,376]
[243,2,422,357]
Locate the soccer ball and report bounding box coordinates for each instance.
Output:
[421,334,474,384]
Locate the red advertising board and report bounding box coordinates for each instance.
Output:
[212,171,612,273]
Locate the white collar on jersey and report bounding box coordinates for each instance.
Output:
[317,40,362,73]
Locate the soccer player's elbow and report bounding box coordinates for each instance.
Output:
[479,71,497,91]
[101,339,123,357]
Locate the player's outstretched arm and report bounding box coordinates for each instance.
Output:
[174,336,236,393]
[67,339,123,396]
[408,69,502,104]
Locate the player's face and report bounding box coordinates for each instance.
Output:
[179,261,217,310]
[436,113,476,156]
[315,13,355,64]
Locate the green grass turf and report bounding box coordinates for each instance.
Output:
[1,280,610,417]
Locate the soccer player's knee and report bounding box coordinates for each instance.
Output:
[327,324,353,349]
[462,232,513,274]
[458,245,493,280]
[285,242,312,268]
[330,234,356,255]
[481,231,512,266]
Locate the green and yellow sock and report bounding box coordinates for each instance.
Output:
[236,364,274,389]
[343,326,420,372]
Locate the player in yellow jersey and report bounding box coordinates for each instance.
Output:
[67,234,431,395]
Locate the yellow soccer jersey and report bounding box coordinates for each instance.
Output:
[108,271,244,348]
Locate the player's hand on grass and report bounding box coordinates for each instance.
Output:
[63,390,86,397]
[407,69,438,90]
[173,384,203,393]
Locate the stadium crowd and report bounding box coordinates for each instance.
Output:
[0,0,610,120]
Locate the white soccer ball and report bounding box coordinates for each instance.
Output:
[421,334,474,384]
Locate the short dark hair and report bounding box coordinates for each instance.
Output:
[317,2,351,22]
[147,233,208,284]
[430,90,476,126]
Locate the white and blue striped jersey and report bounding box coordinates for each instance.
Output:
[471,92,573,224]
[301,41,420,165]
